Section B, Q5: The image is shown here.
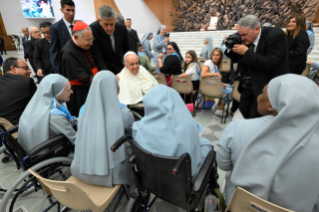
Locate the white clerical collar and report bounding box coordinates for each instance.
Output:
[72,36,78,45]
[63,18,75,28]
[253,29,262,47]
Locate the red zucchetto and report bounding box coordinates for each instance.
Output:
[73,21,89,31]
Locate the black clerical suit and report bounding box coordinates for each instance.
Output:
[59,39,98,116]
[26,37,41,82]
[0,37,7,55]
[225,27,288,119]
[287,30,310,75]
[127,28,140,53]
[34,38,54,75]
[90,21,130,75]
[0,74,37,125]
[22,36,30,60]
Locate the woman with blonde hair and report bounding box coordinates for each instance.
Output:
[286,14,309,75]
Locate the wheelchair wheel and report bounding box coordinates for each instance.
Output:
[0,157,72,212]
[126,189,150,212]
[131,110,143,121]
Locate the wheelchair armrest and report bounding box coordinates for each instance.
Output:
[28,134,67,156]
[172,153,191,175]
[7,125,19,134]
[192,150,216,193]
[111,135,133,152]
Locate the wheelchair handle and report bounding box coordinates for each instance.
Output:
[111,135,133,152]
[7,125,19,134]
[172,153,191,175]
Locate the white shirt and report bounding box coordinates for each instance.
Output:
[63,18,75,36]
[25,35,31,42]
[185,63,199,81]
[252,29,262,52]
[203,60,219,74]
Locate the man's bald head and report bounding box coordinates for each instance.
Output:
[29,26,41,39]
[123,51,139,75]
[21,27,29,37]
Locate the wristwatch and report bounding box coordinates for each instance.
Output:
[158,59,162,62]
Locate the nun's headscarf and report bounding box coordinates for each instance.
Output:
[141,31,153,45]
[231,74,319,210]
[132,85,203,176]
[206,36,213,58]
[156,25,166,35]
[262,23,272,27]
[73,71,126,176]
[18,74,68,152]
[306,21,314,34]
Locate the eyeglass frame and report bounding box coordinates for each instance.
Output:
[13,66,31,71]
[84,37,95,44]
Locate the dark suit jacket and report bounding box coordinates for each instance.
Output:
[90,21,130,75]
[128,28,140,53]
[287,30,310,75]
[160,55,182,76]
[225,27,288,100]
[25,37,39,70]
[0,74,37,125]
[50,18,71,73]
[22,36,29,59]
[0,37,4,47]
[34,38,53,75]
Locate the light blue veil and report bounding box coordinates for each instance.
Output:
[262,23,272,27]
[157,25,166,35]
[206,36,213,58]
[306,21,314,34]
[141,31,153,45]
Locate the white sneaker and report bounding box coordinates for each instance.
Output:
[215,109,223,116]
[211,103,219,112]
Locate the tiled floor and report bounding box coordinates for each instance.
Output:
[0,50,234,211]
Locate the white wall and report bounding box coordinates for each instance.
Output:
[0,0,96,36]
[114,0,161,34]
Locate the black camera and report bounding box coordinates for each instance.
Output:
[165,33,170,38]
[225,33,242,50]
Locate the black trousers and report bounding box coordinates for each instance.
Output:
[0,44,7,55]
[239,88,261,119]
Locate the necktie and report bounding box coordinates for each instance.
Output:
[70,25,74,35]
[26,37,29,41]
[250,43,255,52]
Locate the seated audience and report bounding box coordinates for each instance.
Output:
[158,42,183,76]
[286,14,309,75]
[179,50,200,91]
[199,36,213,59]
[217,74,319,211]
[307,60,319,81]
[18,74,76,152]
[137,44,155,72]
[153,25,169,70]
[306,21,315,56]
[201,48,232,116]
[262,23,272,27]
[0,57,36,125]
[118,51,158,105]
[79,71,134,134]
[133,85,213,178]
[141,31,154,61]
[71,71,134,187]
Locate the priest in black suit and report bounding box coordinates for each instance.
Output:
[225,15,288,119]
[126,18,140,53]
[21,27,31,62]
[59,21,98,116]
[34,22,54,77]
[90,5,130,75]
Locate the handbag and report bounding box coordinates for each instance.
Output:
[196,94,215,109]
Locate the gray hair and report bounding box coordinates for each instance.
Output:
[28,26,38,33]
[73,27,92,38]
[123,51,137,63]
[115,13,125,25]
[237,15,261,29]
[98,5,115,20]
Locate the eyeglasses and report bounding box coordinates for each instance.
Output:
[167,48,173,50]
[14,66,31,71]
[84,37,95,44]
[33,31,41,34]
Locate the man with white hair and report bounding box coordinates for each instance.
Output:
[90,5,130,75]
[118,51,158,105]
[59,21,98,116]
[225,15,288,119]
[25,26,42,82]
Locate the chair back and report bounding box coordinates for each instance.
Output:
[171,76,193,95]
[219,58,231,73]
[199,77,223,98]
[152,73,167,85]
[29,169,121,212]
[198,58,207,69]
[231,81,241,102]
[301,64,310,77]
[226,187,294,212]
[316,70,319,78]
[130,140,192,210]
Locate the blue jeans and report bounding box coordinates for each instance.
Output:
[222,84,232,103]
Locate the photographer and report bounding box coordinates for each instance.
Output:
[225,15,288,119]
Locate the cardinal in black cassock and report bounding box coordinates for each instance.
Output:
[59,21,99,116]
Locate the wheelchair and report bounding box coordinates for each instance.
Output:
[127,103,145,121]
[111,135,226,212]
[0,124,74,212]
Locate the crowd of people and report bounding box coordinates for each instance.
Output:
[0,0,319,211]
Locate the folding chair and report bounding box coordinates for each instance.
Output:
[198,58,207,69]
[226,187,294,212]
[231,81,241,103]
[199,77,230,124]
[29,169,123,212]
[301,64,310,77]
[151,72,167,85]
[219,58,231,73]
